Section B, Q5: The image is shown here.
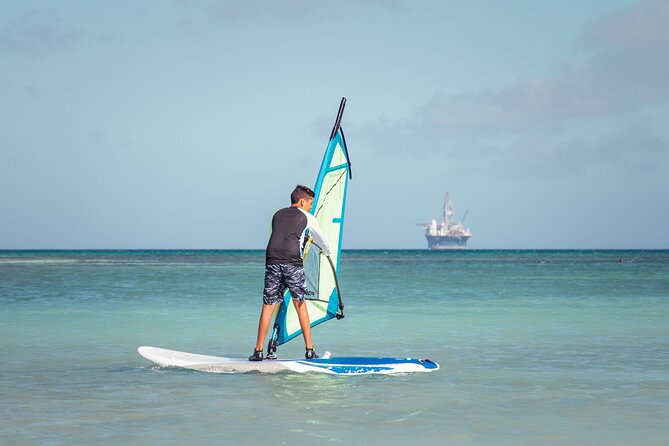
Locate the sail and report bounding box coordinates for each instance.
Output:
[272,98,352,346]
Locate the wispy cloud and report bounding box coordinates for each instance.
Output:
[417,63,622,136]
[203,0,404,23]
[0,9,83,57]
[579,0,669,102]
[489,117,668,178]
[361,0,669,174]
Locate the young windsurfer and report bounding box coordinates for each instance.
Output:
[249,185,331,361]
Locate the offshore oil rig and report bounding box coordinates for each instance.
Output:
[417,193,472,249]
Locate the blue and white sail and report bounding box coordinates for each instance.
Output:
[272,98,352,346]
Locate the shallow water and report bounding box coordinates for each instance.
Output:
[1,250,668,445]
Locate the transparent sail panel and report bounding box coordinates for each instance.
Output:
[302,240,320,300]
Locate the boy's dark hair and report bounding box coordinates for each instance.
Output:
[291,185,315,204]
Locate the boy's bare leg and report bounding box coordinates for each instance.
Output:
[294,299,313,349]
[254,303,276,351]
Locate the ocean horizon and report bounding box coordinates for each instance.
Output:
[3,248,666,250]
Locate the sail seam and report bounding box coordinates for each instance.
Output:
[314,169,347,218]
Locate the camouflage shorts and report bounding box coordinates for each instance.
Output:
[263,264,308,305]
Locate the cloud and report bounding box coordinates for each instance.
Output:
[203,0,403,23]
[489,117,668,178]
[361,0,669,174]
[417,0,669,135]
[0,9,83,57]
[580,0,669,101]
[417,63,622,136]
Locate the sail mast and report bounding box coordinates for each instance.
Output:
[330,97,346,141]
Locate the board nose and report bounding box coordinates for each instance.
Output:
[419,359,439,369]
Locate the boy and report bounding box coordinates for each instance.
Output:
[249,185,331,361]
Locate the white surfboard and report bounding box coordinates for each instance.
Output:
[138,346,439,375]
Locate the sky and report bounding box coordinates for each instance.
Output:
[1,0,668,249]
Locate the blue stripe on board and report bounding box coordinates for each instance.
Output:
[298,362,394,374]
[302,357,437,367]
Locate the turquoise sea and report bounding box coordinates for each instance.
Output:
[1,250,668,445]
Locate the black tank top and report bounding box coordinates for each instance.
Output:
[265,207,309,265]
